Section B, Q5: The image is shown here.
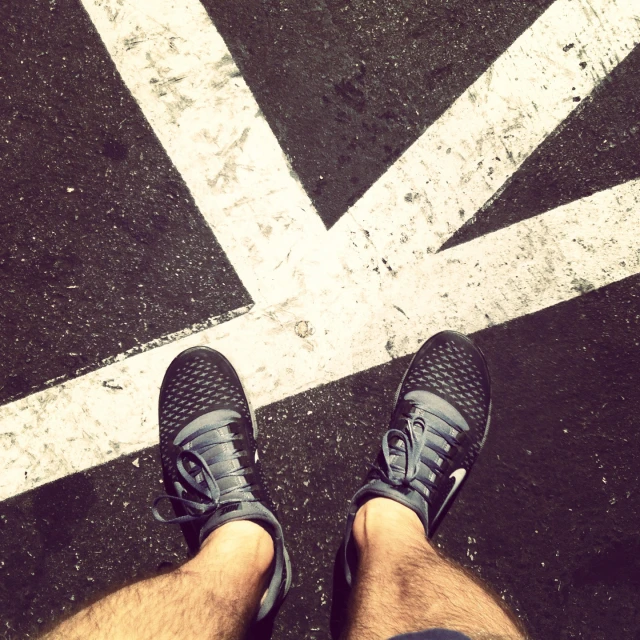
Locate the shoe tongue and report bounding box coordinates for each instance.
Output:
[173,409,241,446]
[403,390,469,431]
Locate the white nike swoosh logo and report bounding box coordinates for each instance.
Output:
[434,468,467,524]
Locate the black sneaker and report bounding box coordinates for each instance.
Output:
[152,346,291,621]
[342,330,491,584]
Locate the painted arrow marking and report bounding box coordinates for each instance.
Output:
[2,0,640,500]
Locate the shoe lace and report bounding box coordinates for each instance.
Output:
[374,410,463,501]
[152,415,258,525]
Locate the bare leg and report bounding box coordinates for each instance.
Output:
[343,498,527,640]
[41,521,273,640]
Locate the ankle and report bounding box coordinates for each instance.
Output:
[352,498,432,555]
[195,520,275,578]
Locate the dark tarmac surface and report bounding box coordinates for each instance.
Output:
[1,0,640,638]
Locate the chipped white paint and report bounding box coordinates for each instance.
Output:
[2,180,640,500]
[79,0,326,304]
[332,0,640,276]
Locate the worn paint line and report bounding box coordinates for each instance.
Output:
[331,0,640,280]
[2,179,640,501]
[374,179,640,358]
[79,0,326,304]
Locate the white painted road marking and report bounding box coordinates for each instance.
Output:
[79,0,326,304]
[2,0,640,500]
[332,0,640,280]
[2,178,640,500]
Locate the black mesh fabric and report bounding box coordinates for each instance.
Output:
[159,350,252,482]
[399,332,491,463]
[155,346,280,546]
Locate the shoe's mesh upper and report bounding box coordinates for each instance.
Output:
[400,335,490,459]
[159,352,251,481]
